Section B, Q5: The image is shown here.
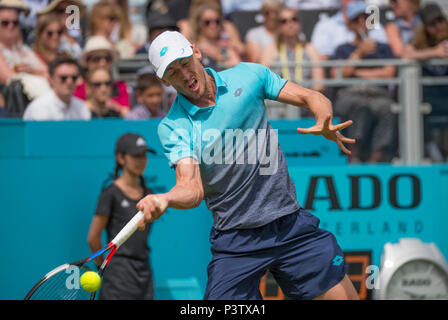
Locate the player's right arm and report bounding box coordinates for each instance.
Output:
[137,157,204,227]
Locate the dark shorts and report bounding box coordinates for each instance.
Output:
[204,208,348,300]
[98,255,154,300]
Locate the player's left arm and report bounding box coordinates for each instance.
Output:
[276,81,356,155]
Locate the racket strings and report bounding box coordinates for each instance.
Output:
[28,265,92,300]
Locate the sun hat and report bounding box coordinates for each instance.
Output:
[80,36,118,66]
[0,0,30,15]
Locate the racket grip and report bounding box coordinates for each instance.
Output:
[111,211,144,249]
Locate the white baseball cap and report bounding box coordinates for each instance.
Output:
[148,31,194,79]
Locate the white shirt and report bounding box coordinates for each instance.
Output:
[23,91,91,121]
[245,25,274,49]
[311,11,388,56]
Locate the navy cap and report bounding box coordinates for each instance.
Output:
[115,133,156,155]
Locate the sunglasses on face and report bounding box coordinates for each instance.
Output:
[58,74,79,83]
[106,16,119,22]
[89,80,112,88]
[263,9,278,16]
[428,16,446,28]
[46,29,64,38]
[0,19,19,28]
[87,54,113,63]
[54,7,67,14]
[201,18,221,26]
[279,16,298,25]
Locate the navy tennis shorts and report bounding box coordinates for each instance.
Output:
[204,208,348,300]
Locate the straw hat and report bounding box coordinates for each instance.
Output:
[80,36,119,66]
[0,0,30,15]
[37,0,86,16]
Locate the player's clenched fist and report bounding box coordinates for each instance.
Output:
[136,195,168,230]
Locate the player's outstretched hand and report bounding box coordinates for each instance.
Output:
[297,114,356,155]
[136,195,168,230]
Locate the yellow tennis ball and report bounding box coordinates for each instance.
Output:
[80,271,101,292]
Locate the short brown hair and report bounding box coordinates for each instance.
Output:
[48,56,80,76]
[136,72,162,91]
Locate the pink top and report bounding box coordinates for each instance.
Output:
[73,80,131,108]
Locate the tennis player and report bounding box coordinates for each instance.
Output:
[137,31,359,300]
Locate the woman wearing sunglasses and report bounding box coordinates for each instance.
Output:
[178,0,244,57]
[74,36,130,117]
[33,13,64,71]
[85,67,121,118]
[190,2,240,69]
[36,0,86,60]
[261,7,324,118]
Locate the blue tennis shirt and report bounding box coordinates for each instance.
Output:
[158,62,301,230]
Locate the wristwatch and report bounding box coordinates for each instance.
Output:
[375,238,448,300]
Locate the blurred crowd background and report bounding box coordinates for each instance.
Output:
[0,0,447,164]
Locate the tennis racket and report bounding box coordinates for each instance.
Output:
[24,204,152,300]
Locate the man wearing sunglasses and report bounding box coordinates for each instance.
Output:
[23,56,91,120]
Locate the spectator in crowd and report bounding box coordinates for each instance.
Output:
[75,36,130,115]
[311,0,388,59]
[190,2,241,69]
[125,72,166,120]
[88,1,135,58]
[261,6,324,119]
[245,0,282,63]
[261,7,324,91]
[37,0,86,59]
[145,0,192,24]
[284,0,340,10]
[403,2,448,60]
[403,2,448,162]
[102,0,145,58]
[23,56,91,120]
[385,0,422,57]
[33,13,64,71]
[330,1,396,163]
[179,0,245,58]
[136,11,179,55]
[0,0,47,85]
[85,67,121,118]
[87,132,155,300]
